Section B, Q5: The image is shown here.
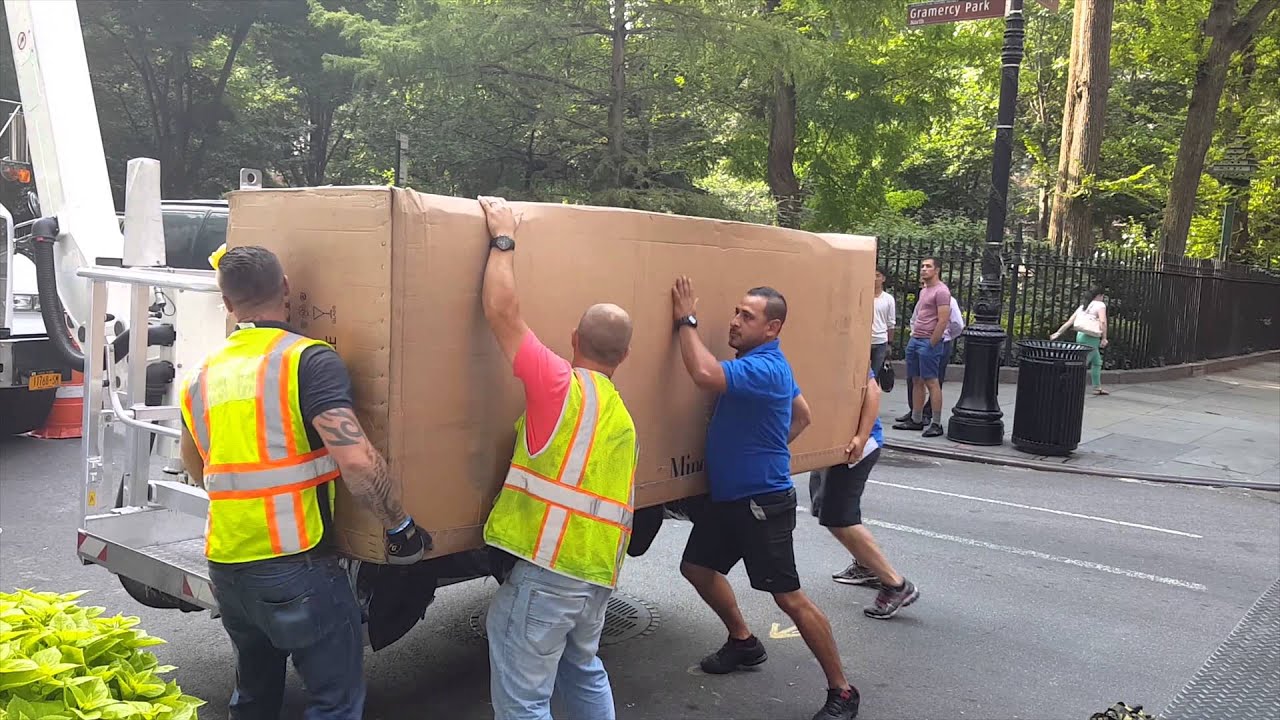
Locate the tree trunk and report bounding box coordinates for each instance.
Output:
[767,69,802,229]
[166,20,252,196]
[1048,0,1114,257]
[606,0,627,188]
[1159,0,1279,258]
[1227,39,1256,261]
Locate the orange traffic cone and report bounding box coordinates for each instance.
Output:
[29,370,84,439]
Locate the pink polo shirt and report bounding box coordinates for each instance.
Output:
[512,330,573,455]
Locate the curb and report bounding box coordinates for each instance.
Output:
[886,348,1280,386]
[881,438,1280,492]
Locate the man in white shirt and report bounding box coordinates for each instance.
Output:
[897,295,965,427]
[870,269,895,377]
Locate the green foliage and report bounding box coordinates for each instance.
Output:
[0,590,204,720]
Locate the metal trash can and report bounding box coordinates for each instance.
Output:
[1011,339,1095,456]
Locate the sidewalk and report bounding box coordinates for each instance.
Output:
[879,359,1280,489]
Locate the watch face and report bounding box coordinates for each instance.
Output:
[493,236,515,251]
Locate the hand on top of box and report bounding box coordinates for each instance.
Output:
[479,195,521,239]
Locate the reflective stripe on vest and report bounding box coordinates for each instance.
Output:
[179,327,336,563]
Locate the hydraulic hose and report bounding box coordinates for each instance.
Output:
[31,217,174,368]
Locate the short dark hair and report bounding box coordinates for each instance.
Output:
[746,286,787,324]
[217,246,284,308]
[922,256,942,269]
[875,267,887,276]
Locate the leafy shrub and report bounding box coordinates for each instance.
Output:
[0,589,205,720]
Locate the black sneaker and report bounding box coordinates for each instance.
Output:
[813,686,860,720]
[922,422,944,438]
[864,579,920,619]
[894,411,913,423]
[832,561,881,587]
[892,419,925,430]
[699,635,767,674]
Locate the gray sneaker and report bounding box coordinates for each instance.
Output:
[832,561,881,587]
[863,579,920,619]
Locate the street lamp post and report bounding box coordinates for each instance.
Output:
[947,0,1025,446]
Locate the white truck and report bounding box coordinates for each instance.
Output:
[1,0,667,650]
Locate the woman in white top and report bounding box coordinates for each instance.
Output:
[1051,286,1108,395]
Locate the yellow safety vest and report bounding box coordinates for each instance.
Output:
[483,367,638,589]
[179,325,339,564]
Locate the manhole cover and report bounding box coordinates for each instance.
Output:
[470,591,659,646]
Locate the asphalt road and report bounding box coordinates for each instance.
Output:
[2,433,1278,720]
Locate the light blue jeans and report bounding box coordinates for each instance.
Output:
[486,559,615,720]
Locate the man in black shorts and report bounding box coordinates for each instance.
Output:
[671,277,861,720]
[811,369,920,619]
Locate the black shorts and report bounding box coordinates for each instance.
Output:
[681,487,800,594]
[808,447,881,527]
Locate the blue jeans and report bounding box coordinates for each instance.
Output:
[486,559,615,720]
[208,553,365,720]
[905,336,947,380]
[906,340,951,414]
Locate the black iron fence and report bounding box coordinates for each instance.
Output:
[876,232,1280,370]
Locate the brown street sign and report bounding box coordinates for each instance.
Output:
[907,0,1058,27]
[908,0,1006,26]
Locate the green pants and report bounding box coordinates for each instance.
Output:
[1075,332,1102,388]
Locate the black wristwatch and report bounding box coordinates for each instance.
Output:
[675,314,698,331]
[490,235,515,252]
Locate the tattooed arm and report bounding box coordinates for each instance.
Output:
[312,407,410,531]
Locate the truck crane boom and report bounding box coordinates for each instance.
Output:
[4,0,130,336]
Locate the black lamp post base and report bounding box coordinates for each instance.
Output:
[947,324,1007,446]
[946,415,1005,446]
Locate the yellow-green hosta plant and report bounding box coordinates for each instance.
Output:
[0,589,205,720]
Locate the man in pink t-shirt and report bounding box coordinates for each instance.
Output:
[893,256,951,438]
[476,196,639,720]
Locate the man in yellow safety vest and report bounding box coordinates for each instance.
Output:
[476,196,638,720]
[178,245,428,720]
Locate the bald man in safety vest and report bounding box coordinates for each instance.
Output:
[179,245,428,720]
[476,196,637,720]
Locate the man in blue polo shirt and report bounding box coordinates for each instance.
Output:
[671,277,861,720]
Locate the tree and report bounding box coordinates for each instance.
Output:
[1159,0,1280,257]
[1048,0,1115,257]
[80,0,299,198]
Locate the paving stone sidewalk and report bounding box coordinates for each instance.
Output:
[879,359,1280,488]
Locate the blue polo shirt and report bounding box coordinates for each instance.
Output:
[705,339,800,502]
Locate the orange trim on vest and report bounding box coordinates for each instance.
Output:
[255,333,289,462]
[279,344,298,458]
[501,483,633,533]
[205,447,329,475]
[292,490,310,549]
[553,375,587,482]
[510,462,634,511]
[206,470,338,501]
[265,495,283,554]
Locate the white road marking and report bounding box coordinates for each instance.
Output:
[866,519,1207,591]
[867,479,1203,539]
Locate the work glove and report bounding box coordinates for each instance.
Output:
[385,517,432,565]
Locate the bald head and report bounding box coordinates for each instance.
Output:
[575,303,633,367]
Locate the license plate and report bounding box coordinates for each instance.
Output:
[27,371,62,391]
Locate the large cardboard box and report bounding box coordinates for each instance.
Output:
[226,187,874,562]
